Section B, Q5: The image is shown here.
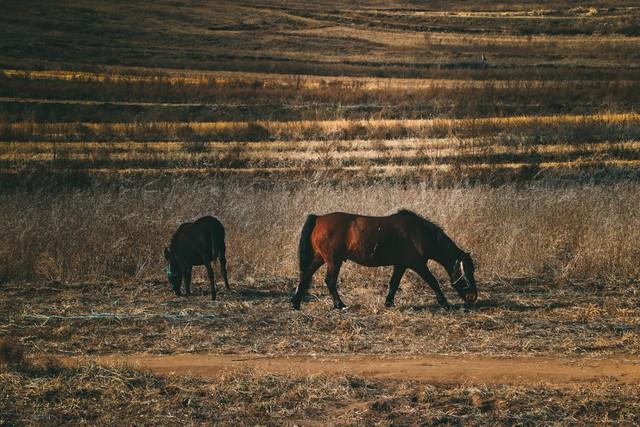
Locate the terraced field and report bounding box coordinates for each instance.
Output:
[2,72,640,182]
[2,118,640,181]
[2,0,640,183]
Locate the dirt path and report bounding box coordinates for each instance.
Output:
[64,354,640,385]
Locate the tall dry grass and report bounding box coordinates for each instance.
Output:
[1,179,638,286]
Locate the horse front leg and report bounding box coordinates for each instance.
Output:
[184,265,193,296]
[385,265,406,307]
[325,260,346,310]
[412,264,450,310]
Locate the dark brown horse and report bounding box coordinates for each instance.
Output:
[164,216,229,301]
[292,210,477,310]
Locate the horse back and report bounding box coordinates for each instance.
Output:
[312,212,422,266]
[170,216,225,265]
[193,215,224,231]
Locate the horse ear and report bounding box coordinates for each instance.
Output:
[163,247,171,260]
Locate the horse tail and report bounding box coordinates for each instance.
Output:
[216,221,226,261]
[298,214,318,276]
[209,222,221,261]
[214,218,230,289]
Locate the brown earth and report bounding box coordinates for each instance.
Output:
[62,353,640,385]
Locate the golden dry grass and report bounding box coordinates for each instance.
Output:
[0,115,638,185]
[1,180,638,285]
[4,0,640,81]
[4,112,638,140]
[9,66,639,90]
[2,0,640,423]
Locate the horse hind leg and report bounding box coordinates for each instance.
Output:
[325,260,346,310]
[219,253,230,290]
[184,265,193,296]
[385,265,406,307]
[205,262,217,301]
[292,255,324,310]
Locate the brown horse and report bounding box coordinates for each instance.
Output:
[164,216,229,301]
[291,210,478,310]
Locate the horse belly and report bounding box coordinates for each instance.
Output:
[174,242,209,266]
[345,223,401,266]
[349,252,396,267]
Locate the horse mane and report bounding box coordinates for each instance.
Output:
[395,209,452,245]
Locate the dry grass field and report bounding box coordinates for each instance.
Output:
[2,0,640,425]
[4,352,640,425]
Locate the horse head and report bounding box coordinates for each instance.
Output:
[163,247,182,295]
[451,252,477,304]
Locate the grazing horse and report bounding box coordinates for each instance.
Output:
[292,210,477,310]
[164,216,229,301]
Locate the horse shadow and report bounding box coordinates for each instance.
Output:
[156,281,291,303]
[471,297,570,311]
[407,297,570,313]
[231,287,291,301]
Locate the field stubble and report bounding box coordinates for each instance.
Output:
[2,276,639,357]
[3,71,640,123]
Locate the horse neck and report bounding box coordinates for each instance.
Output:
[430,235,462,277]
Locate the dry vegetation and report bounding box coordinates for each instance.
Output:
[1,180,639,284]
[1,114,639,180]
[2,277,640,357]
[3,348,639,426]
[1,179,639,365]
[2,0,640,424]
[3,73,640,123]
[3,0,640,78]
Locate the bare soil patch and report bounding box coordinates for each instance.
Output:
[75,353,640,386]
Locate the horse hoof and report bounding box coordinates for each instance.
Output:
[384,301,394,308]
